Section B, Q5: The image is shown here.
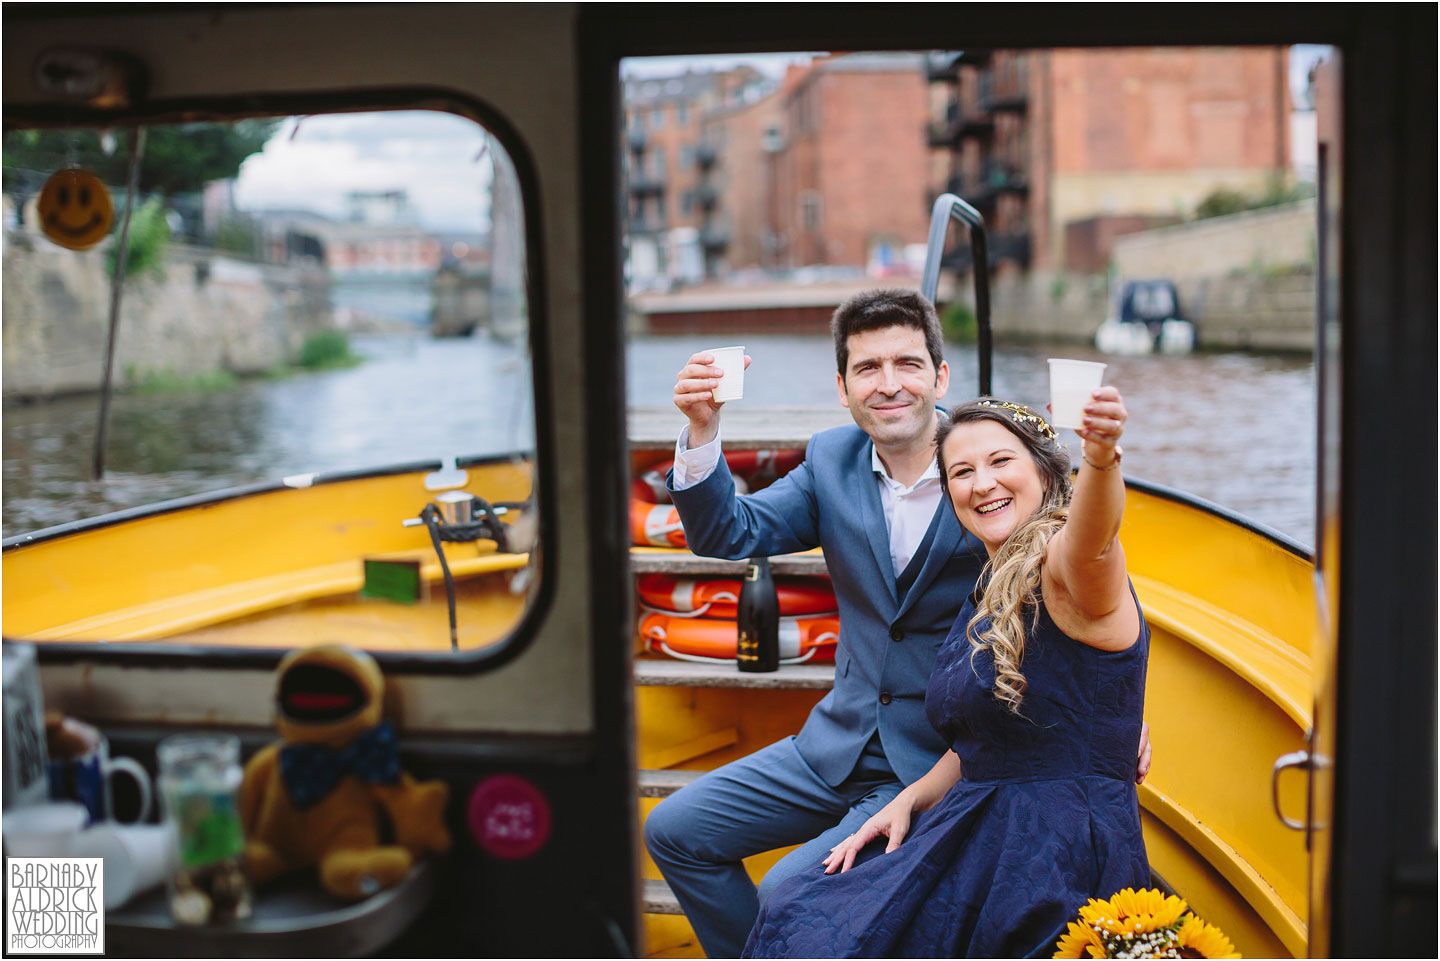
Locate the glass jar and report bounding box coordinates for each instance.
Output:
[156,733,253,924]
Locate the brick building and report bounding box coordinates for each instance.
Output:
[629,54,932,288]
[927,46,1292,274]
[623,67,768,290]
[697,81,784,275]
[781,54,931,271]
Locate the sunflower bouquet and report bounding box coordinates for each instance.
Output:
[1053,887,1241,959]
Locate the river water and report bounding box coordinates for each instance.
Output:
[3,333,1316,547]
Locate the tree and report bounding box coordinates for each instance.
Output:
[1193,174,1318,222]
[3,120,279,200]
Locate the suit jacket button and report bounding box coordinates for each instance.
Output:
[889,627,903,642]
[879,691,892,705]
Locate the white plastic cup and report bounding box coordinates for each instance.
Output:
[1047,358,1107,429]
[72,822,172,909]
[2,800,87,857]
[708,346,745,403]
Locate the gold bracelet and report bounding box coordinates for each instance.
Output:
[1082,445,1122,471]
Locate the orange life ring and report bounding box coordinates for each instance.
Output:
[637,573,836,619]
[629,449,805,548]
[638,611,838,664]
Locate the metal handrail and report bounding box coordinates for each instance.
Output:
[921,192,992,396]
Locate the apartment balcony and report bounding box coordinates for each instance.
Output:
[695,143,717,168]
[989,231,1032,268]
[956,101,995,139]
[697,182,719,209]
[626,127,647,153]
[983,160,1028,194]
[947,161,1026,207]
[628,171,666,196]
[985,80,1029,113]
[927,101,961,148]
[938,229,1031,274]
[982,61,1030,113]
[700,225,730,251]
[628,214,664,236]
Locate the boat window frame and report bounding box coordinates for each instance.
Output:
[578,7,1435,955]
[1,87,557,677]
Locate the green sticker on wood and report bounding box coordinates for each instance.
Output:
[362,559,421,603]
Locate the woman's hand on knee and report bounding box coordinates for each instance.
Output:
[821,797,913,875]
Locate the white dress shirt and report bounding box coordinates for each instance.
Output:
[673,426,942,577]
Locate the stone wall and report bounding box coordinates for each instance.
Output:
[1175,267,1315,352]
[632,264,1315,353]
[1112,199,1316,280]
[977,270,1112,343]
[3,233,331,401]
[953,263,1314,353]
[1108,199,1317,352]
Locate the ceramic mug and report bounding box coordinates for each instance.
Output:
[48,734,154,826]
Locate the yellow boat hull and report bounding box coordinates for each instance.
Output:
[2,459,535,652]
[5,459,1312,956]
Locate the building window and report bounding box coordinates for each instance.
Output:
[680,145,693,169]
[677,104,689,126]
[652,106,665,128]
[800,191,821,231]
[681,191,694,215]
[652,146,665,177]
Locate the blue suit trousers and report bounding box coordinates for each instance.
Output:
[644,736,904,959]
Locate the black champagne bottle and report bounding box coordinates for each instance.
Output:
[736,556,779,672]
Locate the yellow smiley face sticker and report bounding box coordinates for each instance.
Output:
[38,168,114,250]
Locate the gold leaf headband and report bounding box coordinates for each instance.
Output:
[977,399,1061,446]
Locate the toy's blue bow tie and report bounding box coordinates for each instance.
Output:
[279,720,401,810]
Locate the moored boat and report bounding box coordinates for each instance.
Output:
[627,404,1314,957]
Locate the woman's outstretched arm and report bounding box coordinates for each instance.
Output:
[1044,386,1139,649]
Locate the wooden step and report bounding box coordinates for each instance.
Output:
[643,878,684,915]
[634,658,835,690]
[631,547,828,577]
[639,768,702,798]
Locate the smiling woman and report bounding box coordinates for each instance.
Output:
[939,416,1052,554]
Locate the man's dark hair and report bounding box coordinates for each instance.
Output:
[830,288,945,380]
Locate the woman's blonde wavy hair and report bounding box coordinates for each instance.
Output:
[935,398,1073,713]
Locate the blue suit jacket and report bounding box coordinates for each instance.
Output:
[668,423,989,786]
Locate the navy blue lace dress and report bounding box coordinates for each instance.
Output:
[744,589,1150,959]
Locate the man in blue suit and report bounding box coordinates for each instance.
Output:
[645,289,1146,957]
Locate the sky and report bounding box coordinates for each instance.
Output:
[233,110,494,232]
[620,53,817,78]
[232,47,1334,232]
